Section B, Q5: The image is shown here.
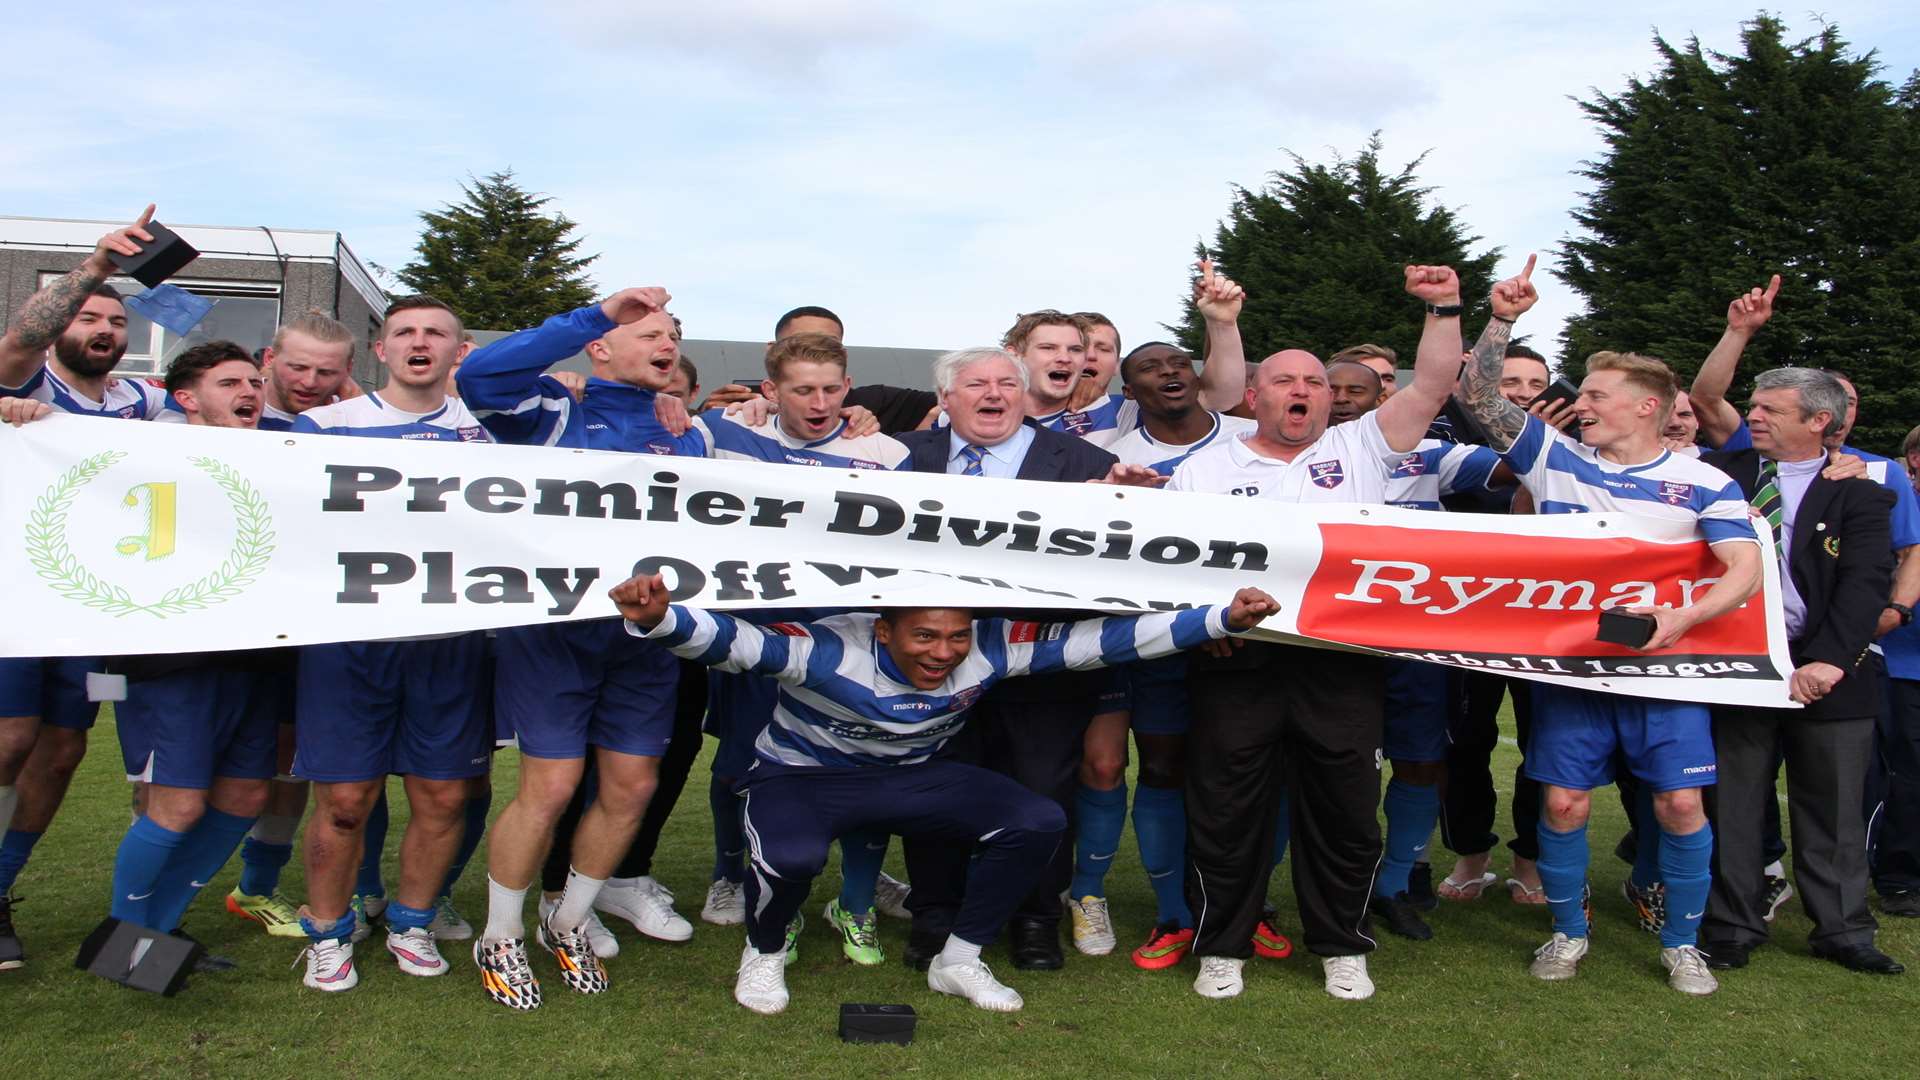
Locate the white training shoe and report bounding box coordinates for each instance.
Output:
[386,926,450,977]
[1068,895,1117,956]
[1530,932,1590,981]
[595,876,693,942]
[928,953,1023,1011]
[1662,945,1719,996]
[429,895,473,941]
[539,895,620,958]
[1193,955,1245,999]
[873,871,913,920]
[299,937,359,992]
[703,879,747,926]
[735,944,791,1014]
[1322,954,1374,1001]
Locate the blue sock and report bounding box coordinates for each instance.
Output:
[710,775,745,883]
[1658,822,1714,949]
[1272,790,1292,869]
[836,830,888,913]
[0,829,45,895]
[1071,782,1127,900]
[1377,779,1440,898]
[301,907,357,943]
[1132,784,1191,928]
[440,791,492,897]
[1536,821,1591,939]
[386,899,434,933]
[238,837,294,897]
[1631,785,1662,888]
[110,818,187,925]
[151,808,255,932]
[356,788,388,899]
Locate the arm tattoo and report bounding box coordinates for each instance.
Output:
[8,264,107,352]
[1458,319,1528,451]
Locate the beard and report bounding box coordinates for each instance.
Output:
[52,331,126,378]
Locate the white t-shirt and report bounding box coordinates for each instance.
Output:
[1167,411,1404,503]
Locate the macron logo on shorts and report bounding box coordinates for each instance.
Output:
[1683,764,1716,775]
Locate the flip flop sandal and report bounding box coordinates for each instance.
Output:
[1437,871,1498,901]
[1507,878,1549,905]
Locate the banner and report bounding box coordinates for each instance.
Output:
[0,417,1794,706]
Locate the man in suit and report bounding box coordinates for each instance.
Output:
[1701,367,1904,974]
[893,346,1147,971]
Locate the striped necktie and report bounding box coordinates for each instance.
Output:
[1753,457,1784,551]
[960,444,987,477]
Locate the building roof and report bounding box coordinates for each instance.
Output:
[468,330,943,391]
[0,215,387,316]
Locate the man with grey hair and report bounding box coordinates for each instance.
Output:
[1699,367,1903,974]
[893,347,1151,972]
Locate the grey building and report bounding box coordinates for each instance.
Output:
[0,215,388,386]
[469,329,944,393]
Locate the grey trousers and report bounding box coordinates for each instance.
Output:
[1704,707,1878,951]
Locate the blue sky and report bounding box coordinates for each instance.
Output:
[5,2,1916,361]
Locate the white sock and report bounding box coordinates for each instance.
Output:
[553,867,606,930]
[249,810,301,846]
[1763,859,1785,878]
[0,784,16,836]
[483,876,528,943]
[939,935,982,966]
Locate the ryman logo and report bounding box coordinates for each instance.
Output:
[24,451,276,619]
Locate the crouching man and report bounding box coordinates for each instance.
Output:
[609,570,1278,1015]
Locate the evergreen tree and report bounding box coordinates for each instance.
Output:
[1174,136,1498,366]
[1560,15,1920,453]
[394,171,599,330]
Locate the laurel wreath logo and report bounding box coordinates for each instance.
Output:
[25,452,276,618]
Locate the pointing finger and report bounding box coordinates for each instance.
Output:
[1520,252,1537,281]
[1762,274,1781,304]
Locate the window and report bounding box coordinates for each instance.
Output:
[39,274,282,376]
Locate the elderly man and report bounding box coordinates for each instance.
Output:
[1699,369,1901,974]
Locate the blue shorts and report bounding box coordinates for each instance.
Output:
[1523,683,1716,792]
[0,657,104,729]
[1126,655,1189,736]
[117,667,277,788]
[707,670,778,781]
[293,634,492,783]
[1383,660,1451,763]
[495,618,677,760]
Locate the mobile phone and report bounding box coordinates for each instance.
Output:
[1531,377,1580,413]
[1596,609,1657,648]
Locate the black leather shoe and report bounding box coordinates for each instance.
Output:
[1699,940,1751,970]
[1009,918,1064,970]
[902,929,944,972]
[1407,863,1438,912]
[1814,943,1905,975]
[1370,892,1434,941]
[1881,891,1920,918]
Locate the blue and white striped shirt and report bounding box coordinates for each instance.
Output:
[1386,439,1501,510]
[2,367,181,422]
[1103,411,1256,475]
[291,393,493,443]
[637,605,1230,768]
[1502,414,1754,544]
[692,411,908,470]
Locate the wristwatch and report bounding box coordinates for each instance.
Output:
[1889,602,1914,627]
[1425,302,1465,318]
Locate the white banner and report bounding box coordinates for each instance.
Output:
[0,417,1793,706]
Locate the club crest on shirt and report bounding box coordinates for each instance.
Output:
[457,425,487,442]
[1391,453,1428,478]
[646,441,675,455]
[847,459,880,470]
[948,686,983,710]
[1059,411,1095,435]
[1309,460,1345,489]
[1658,480,1693,505]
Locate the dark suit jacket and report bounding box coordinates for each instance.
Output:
[897,420,1119,703]
[896,419,1117,483]
[1704,448,1896,717]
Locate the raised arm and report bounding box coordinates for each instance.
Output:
[1690,275,1779,449]
[1192,259,1248,412]
[0,206,155,388]
[613,571,818,683]
[1450,254,1539,453]
[1374,264,1468,452]
[1002,588,1279,678]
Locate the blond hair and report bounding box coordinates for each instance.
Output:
[764,332,849,382]
[273,309,355,357]
[1001,310,1088,354]
[1585,351,1678,423]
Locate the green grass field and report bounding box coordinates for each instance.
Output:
[2,708,1915,1079]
